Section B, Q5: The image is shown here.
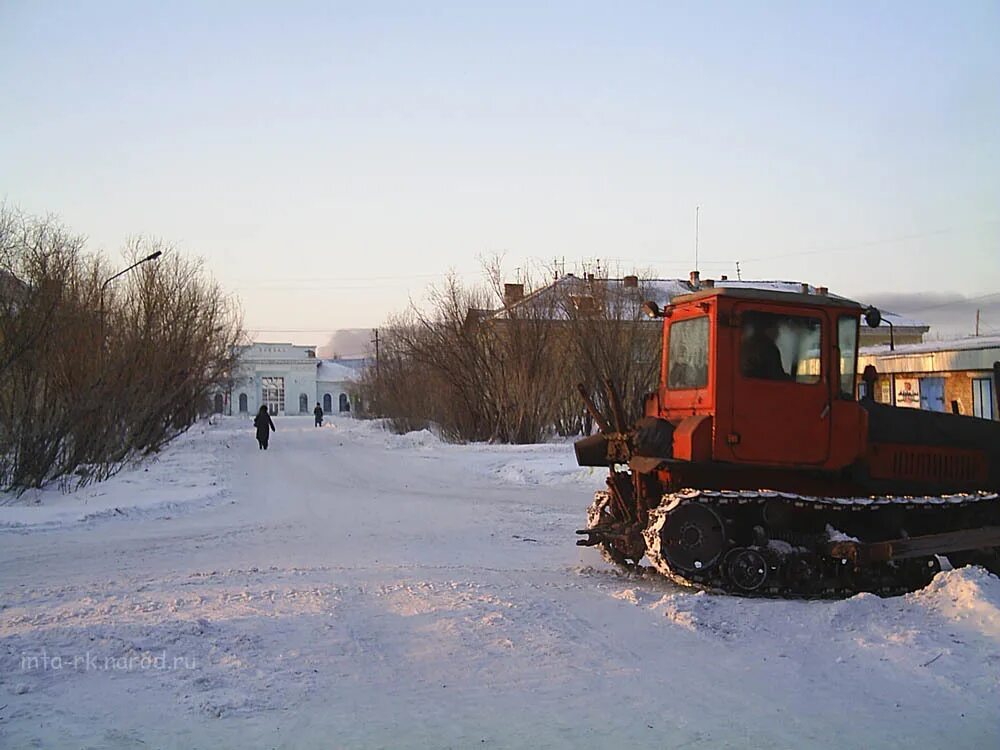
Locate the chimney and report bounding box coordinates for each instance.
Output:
[703,279,715,288]
[720,274,728,281]
[504,283,524,306]
[689,270,700,288]
[586,273,595,282]
[800,283,809,294]
[817,286,828,296]
[623,275,638,288]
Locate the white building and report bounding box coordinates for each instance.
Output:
[317,360,359,416]
[213,343,359,417]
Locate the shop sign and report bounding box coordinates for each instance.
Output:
[896,378,921,408]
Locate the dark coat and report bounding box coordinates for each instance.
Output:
[314,406,323,419]
[740,333,788,380]
[254,411,275,440]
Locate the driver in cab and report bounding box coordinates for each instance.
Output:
[740,320,789,380]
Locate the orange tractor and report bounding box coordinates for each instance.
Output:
[574,284,1000,597]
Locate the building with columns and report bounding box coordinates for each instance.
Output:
[212,343,359,417]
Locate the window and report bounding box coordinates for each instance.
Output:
[213,394,224,414]
[261,377,285,415]
[299,393,309,413]
[740,311,821,384]
[667,317,709,389]
[972,378,994,420]
[339,393,351,412]
[323,393,332,413]
[838,316,859,398]
[238,393,248,413]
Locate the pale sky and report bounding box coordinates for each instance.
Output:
[2,1,998,344]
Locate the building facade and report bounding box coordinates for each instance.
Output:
[857,336,1000,420]
[214,343,359,417]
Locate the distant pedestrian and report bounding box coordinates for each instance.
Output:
[313,403,324,427]
[254,405,275,450]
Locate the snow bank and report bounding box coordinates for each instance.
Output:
[484,445,598,486]
[0,419,239,531]
[382,428,441,451]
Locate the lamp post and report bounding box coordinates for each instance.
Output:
[99,251,163,351]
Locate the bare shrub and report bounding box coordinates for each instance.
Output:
[357,261,660,443]
[0,206,242,493]
[558,277,660,430]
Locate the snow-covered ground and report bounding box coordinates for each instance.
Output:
[1,417,998,749]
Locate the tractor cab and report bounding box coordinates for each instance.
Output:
[644,286,869,472]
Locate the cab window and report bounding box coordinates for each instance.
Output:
[740,311,821,384]
[667,316,709,389]
[838,316,859,398]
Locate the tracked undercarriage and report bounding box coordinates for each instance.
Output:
[582,486,1000,598]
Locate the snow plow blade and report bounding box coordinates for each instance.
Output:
[574,434,609,467]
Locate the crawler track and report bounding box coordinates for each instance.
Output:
[592,489,1000,598]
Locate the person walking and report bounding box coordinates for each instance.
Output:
[254,405,276,450]
[313,402,324,427]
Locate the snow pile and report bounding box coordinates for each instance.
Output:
[382,427,441,451]
[0,420,239,531]
[487,451,597,486]
[909,567,1000,648]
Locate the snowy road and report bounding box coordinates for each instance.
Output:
[2,417,998,749]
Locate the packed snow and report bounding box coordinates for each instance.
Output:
[1,417,998,748]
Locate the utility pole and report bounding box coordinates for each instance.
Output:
[371,328,380,378]
[976,309,980,336]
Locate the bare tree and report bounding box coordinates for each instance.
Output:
[355,260,660,444]
[558,277,660,430]
[0,206,242,494]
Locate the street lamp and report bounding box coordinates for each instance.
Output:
[99,251,163,350]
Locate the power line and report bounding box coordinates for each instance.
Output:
[903,291,1000,314]
[230,274,480,287]
[615,219,998,270]
[738,227,959,263]
[232,284,421,291]
[246,327,364,333]
[224,220,997,290]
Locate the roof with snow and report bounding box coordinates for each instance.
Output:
[493,275,929,330]
[316,360,359,383]
[861,335,1000,358]
[865,310,929,330]
[859,335,1000,374]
